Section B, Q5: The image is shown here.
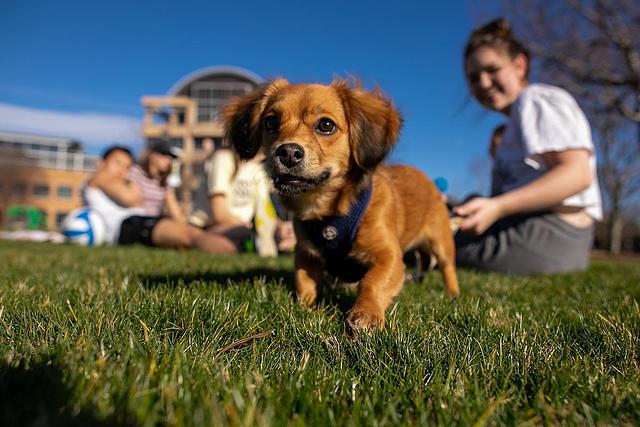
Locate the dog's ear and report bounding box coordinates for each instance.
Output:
[223,79,288,159]
[333,79,402,171]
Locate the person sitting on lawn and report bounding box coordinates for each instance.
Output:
[206,145,296,256]
[454,18,603,275]
[128,140,185,221]
[84,145,237,253]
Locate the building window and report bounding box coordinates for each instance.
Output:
[12,183,26,197]
[57,186,73,199]
[191,81,254,122]
[33,184,50,198]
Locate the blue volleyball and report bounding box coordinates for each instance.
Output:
[61,207,106,246]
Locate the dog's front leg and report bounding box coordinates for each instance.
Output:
[346,244,404,330]
[294,249,324,306]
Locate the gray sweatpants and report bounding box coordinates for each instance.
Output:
[455,212,594,275]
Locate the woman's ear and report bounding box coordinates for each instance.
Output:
[223,79,288,159]
[514,52,528,82]
[333,79,403,171]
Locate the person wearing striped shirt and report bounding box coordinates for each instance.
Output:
[86,143,237,253]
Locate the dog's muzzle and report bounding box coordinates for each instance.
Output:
[269,143,330,195]
[275,143,305,169]
[272,170,331,195]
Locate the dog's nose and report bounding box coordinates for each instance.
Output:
[275,143,304,168]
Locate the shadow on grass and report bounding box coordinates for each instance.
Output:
[139,267,364,315]
[138,259,429,316]
[139,267,295,291]
[0,361,133,427]
[316,280,358,314]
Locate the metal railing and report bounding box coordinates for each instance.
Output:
[0,148,98,172]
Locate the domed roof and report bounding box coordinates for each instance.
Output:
[167,65,264,96]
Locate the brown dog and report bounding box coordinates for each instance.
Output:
[223,79,459,330]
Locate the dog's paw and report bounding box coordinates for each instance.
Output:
[296,290,317,307]
[345,308,385,332]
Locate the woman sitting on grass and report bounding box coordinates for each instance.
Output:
[85,145,237,253]
[454,19,603,275]
[206,146,296,257]
[128,140,184,221]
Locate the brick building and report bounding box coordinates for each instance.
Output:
[0,132,99,230]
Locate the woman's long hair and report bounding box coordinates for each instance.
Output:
[139,149,169,187]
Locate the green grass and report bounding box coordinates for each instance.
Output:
[1,240,639,426]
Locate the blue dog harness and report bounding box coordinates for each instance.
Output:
[299,183,373,282]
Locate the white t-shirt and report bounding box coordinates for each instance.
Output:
[206,149,278,255]
[83,186,145,245]
[492,83,603,220]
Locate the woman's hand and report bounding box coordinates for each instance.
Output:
[275,221,296,252]
[453,197,505,235]
[453,149,593,235]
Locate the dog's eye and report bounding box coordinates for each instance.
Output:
[264,115,280,134]
[316,118,337,135]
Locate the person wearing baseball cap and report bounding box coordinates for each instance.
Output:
[84,144,236,253]
[149,139,180,159]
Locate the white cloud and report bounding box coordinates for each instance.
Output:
[0,102,143,154]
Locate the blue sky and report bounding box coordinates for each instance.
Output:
[0,0,505,198]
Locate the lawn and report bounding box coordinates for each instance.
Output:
[1,240,639,426]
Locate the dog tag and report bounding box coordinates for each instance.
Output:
[322,226,338,240]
